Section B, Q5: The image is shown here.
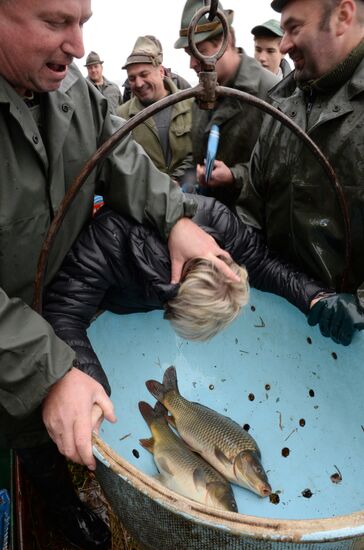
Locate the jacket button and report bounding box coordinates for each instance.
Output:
[32,135,39,144]
[290,111,297,118]
[333,105,340,112]
[62,104,70,113]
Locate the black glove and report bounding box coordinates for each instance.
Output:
[307,293,364,346]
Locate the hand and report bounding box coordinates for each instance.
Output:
[307,293,364,346]
[42,368,116,470]
[168,217,240,284]
[197,161,234,188]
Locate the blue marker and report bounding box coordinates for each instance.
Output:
[205,124,219,184]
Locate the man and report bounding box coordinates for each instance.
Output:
[117,36,193,182]
[175,0,279,209]
[251,19,291,78]
[122,35,191,103]
[85,50,123,114]
[0,0,237,547]
[238,0,364,344]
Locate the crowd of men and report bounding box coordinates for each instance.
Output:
[1,0,364,548]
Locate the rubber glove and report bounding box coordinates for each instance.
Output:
[307,293,364,346]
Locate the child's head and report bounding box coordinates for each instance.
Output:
[164,257,249,341]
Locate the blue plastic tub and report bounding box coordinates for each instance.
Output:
[90,288,364,549]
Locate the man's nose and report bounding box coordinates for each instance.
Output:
[62,25,85,59]
[280,32,293,55]
[189,56,199,72]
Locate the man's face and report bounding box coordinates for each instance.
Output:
[0,0,91,95]
[87,62,103,85]
[127,63,166,105]
[280,0,339,81]
[254,36,283,75]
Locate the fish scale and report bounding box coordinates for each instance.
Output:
[164,391,259,459]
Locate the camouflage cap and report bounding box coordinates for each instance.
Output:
[84,51,104,67]
[251,19,283,38]
[122,36,163,70]
[174,0,234,49]
[271,0,291,13]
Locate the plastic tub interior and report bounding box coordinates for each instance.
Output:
[89,288,364,549]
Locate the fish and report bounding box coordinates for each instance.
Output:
[145,366,272,497]
[139,401,238,513]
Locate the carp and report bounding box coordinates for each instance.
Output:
[146,366,271,497]
[139,401,238,512]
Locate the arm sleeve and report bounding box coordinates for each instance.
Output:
[95,112,197,239]
[43,219,120,396]
[221,208,331,314]
[0,288,75,418]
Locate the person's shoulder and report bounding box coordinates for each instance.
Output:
[236,50,279,92]
[116,97,138,118]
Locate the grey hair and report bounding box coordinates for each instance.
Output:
[164,257,249,341]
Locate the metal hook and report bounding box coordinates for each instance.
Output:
[205,0,218,21]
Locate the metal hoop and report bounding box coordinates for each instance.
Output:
[187,7,229,71]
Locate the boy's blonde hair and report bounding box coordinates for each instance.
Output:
[164,257,249,341]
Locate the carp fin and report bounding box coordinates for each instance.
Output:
[214,447,233,467]
[145,380,165,403]
[162,366,179,393]
[192,467,208,491]
[138,401,157,427]
[139,437,154,454]
[165,414,177,429]
[157,455,174,476]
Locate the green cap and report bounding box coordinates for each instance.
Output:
[84,51,103,67]
[122,36,163,70]
[251,19,283,38]
[174,0,234,50]
[271,0,291,13]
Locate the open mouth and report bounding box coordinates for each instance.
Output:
[46,63,67,73]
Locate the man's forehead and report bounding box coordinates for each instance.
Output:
[127,64,158,76]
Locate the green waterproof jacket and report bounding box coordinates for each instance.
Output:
[87,75,123,115]
[237,57,364,301]
[190,50,279,208]
[117,78,193,181]
[0,64,196,448]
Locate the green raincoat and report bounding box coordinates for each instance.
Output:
[0,64,196,447]
[191,50,279,208]
[237,57,364,301]
[117,78,193,181]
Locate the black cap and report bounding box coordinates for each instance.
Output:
[271,0,290,13]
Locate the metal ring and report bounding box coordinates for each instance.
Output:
[187,7,229,68]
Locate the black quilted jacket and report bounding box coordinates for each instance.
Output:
[44,195,328,395]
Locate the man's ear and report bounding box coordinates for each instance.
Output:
[335,0,355,36]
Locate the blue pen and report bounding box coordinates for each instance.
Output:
[205,124,219,184]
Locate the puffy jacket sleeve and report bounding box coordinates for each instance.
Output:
[42,217,123,396]
[0,289,75,418]
[197,198,330,314]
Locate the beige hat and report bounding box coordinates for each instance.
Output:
[122,36,163,70]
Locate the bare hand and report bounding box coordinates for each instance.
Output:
[197,160,234,188]
[168,217,240,284]
[42,368,116,470]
